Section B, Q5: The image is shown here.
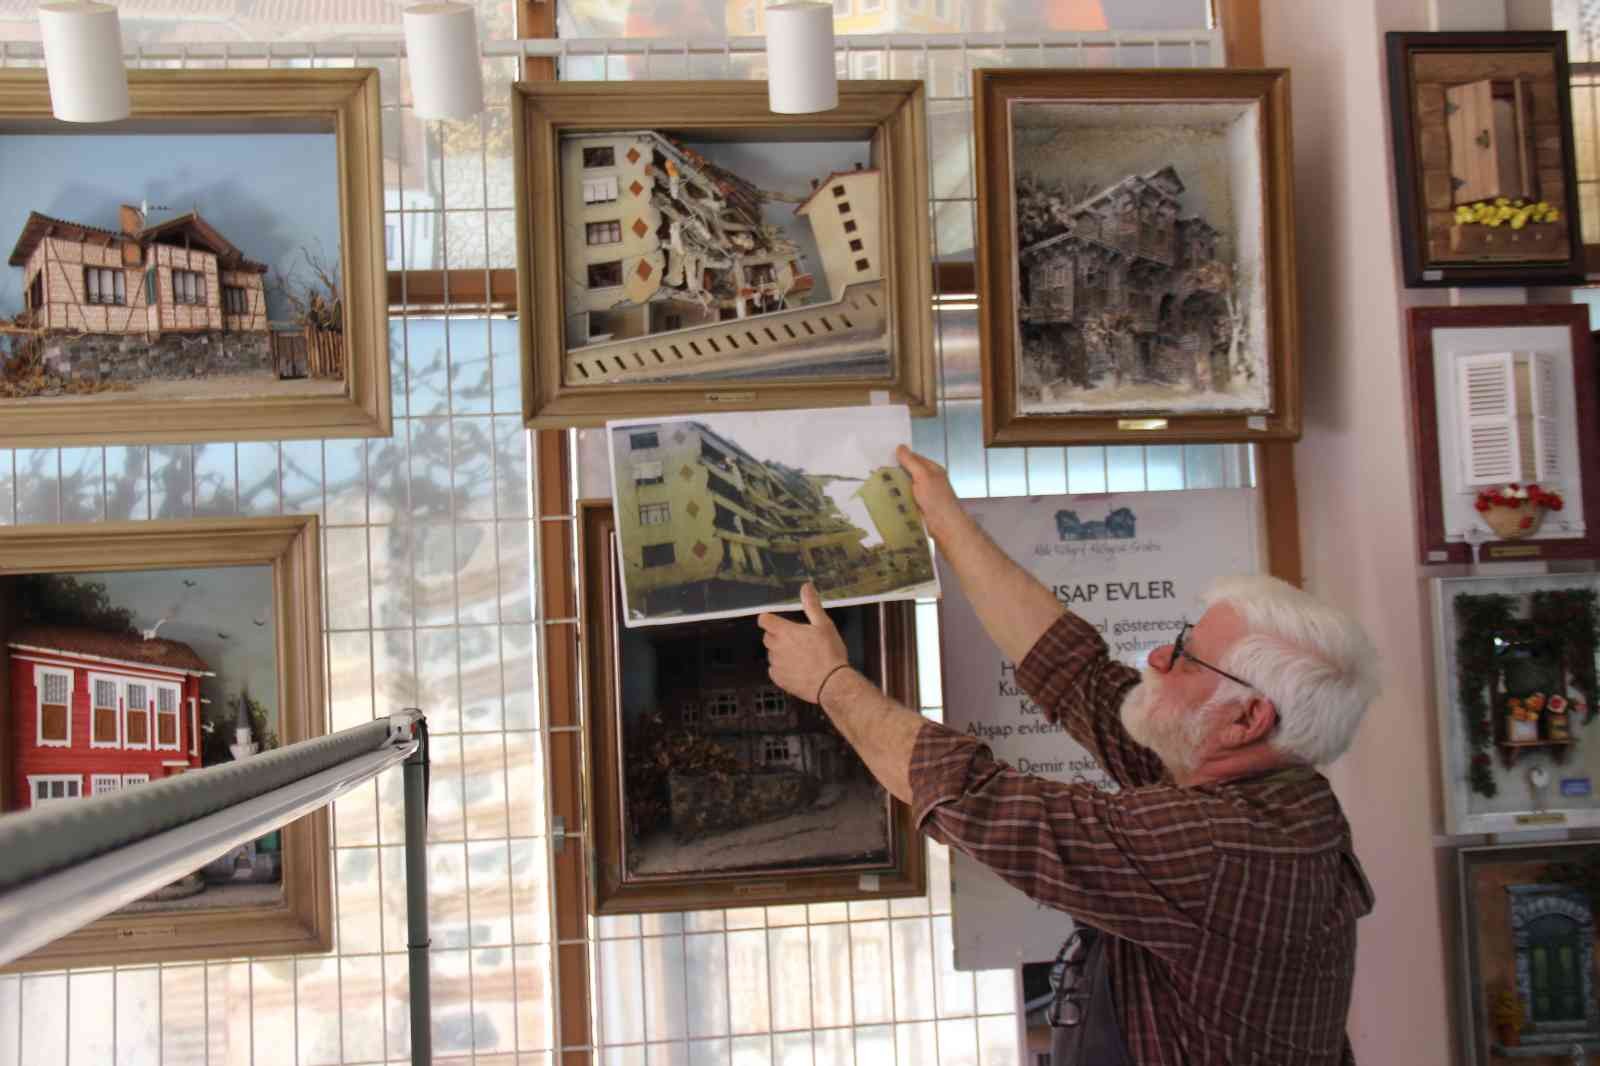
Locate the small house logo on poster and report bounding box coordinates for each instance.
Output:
[1055,507,1136,541]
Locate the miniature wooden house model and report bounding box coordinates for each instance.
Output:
[6,624,211,810]
[9,204,269,337]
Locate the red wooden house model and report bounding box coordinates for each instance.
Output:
[7,624,212,809]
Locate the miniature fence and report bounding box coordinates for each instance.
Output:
[271,325,345,380]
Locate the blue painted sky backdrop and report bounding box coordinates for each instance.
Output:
[0,133,340,322]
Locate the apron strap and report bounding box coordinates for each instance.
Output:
[1049,926,1136,1066]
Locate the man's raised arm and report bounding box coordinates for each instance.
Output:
[897,446,1063,664]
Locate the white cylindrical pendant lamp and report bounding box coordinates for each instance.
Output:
[403,1,485,121]
[39,0,130,124]
[765,1,838,115]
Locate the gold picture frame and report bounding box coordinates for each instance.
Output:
[0,516,329,970]
[514,80,935,427]
[973,68,1302,446]
[0,69,390,446]
[579,500,926,913]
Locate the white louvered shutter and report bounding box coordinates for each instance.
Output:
[1531,352,1561,483]
[1457,351,1519,487]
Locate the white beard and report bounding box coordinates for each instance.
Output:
[1120,670,1209,776]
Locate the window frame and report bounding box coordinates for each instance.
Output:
[83,266,126,306]
[35,665,72,748]
[155,682,183,751]
[88,671,123,749]
[91,773,123,796]
[124,680,153,751]
[28,774,82,805]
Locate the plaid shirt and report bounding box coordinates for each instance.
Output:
[911,613,1374,1065]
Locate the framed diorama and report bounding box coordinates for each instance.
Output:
[1432,572,1600,837]
[1406,304,1599,566]
[0,69,389,446]
[1455,840,1600,1064]
[513,80,934,427]
[1386,32,1585,287]
[972,68,1300,447]
[0,516,328,970]
[579,500,926,913]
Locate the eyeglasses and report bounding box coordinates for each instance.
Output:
[1046,930,1091,1028]
[1166,621,1256,691]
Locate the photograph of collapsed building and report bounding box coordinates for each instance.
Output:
[1009,101,1273,416]
[561,129,890,385]
[617,603,892,878]
[607,406,938,627]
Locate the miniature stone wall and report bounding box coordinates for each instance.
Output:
[668,768,820,841]
[38,331,273,386]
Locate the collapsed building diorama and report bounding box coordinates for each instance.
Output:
[2,203,342,396]
[622,608,890,874]
[612,419,934,619]
[1014,164,1253,405]
[561,131,889,383]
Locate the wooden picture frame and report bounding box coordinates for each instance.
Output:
[1455,840,1600,1065]
[972,68,1300,447]
[0,69,390,446]
[0,516,329,970]
[579,499,926,913]
[513,81,934,427]
[1406,304,1600,565]
[1430,572,1600,837]
[1386,32,1585,287]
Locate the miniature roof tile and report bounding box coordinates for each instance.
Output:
[8,211,130,268]
[136,212,270,273]
[8,208,269,272]
[9,624,214,676]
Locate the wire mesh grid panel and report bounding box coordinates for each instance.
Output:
[558,29,1252,1066]
[0,42,551,1066]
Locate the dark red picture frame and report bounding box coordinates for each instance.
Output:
[1407,303,1600,565]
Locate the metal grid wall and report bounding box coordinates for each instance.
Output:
[0,27,1251,1066]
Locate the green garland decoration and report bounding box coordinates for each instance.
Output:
[1454,588,1600,800]
[1456,593,1514,799]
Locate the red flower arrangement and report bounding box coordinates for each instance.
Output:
[1474,483,1564,533]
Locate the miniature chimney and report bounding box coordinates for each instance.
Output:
[811,178,819,190]
[853,162,863,171]
[118,203,143,234]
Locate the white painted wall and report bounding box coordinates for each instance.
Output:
[1260,0,1457,1061]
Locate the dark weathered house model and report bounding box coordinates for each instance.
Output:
[10,204,269,337]
[1018,165,1232,390]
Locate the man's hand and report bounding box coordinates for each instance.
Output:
[757,582,851,704]
[896,445,963,541]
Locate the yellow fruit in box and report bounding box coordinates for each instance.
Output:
[1496,197,1510,206]
[1512,211,1529,230]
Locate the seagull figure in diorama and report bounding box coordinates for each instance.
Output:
[141,618,167,641]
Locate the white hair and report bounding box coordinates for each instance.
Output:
[1199,575,1380,767]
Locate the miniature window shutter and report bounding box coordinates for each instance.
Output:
[39,673,69,743]
[1531,352,1561,483]
[92,679,117,744]
[1456,351,1520,487]
[145,268,157,306]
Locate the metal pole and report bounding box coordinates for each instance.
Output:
[403,713,433,1066]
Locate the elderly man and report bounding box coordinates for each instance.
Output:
[759,447,1378,1066]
